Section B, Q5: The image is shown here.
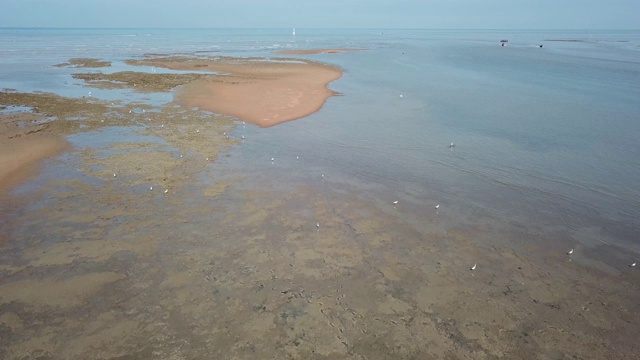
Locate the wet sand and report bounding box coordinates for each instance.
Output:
[1,56,640,359]
[126,56,343,127]
[0,113,69,195]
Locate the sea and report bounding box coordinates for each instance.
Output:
[2,28,640,258]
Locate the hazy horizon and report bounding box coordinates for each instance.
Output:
[3,0,639,30]
[2,27,640,30]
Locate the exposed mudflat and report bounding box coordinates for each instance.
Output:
[54,58,112,68]
[1,55,640,360]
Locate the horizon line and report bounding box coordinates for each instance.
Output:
[1,27,639,31]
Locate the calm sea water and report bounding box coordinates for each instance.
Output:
[2,28,640,253]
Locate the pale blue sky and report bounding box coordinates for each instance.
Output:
[2,0,639,29]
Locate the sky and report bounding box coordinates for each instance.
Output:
[2,0,639,29]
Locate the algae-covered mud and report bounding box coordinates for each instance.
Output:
[53,58,112,68]
[71,72,209,93]
[1,51,640,360]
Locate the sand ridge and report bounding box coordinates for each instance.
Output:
[274,48,366,55]
[127,56,344,127]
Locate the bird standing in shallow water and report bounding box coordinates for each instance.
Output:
[630,262,636,267]
[470,264,476,270]
[567,249,574,255]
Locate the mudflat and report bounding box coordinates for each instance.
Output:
[1,55,639,360]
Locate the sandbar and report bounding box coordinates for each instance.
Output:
[127,57,343,127]
[274,48,366,55]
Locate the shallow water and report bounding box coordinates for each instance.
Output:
[218,29,640,255]
[2,27,640,253]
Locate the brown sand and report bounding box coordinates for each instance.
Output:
[127,57,343,127]
[0,113,69,195]
[274,48,366,55]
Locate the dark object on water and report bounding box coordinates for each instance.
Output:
[501,43,505,47]
[500,39,508,43]
[539,44,543,48]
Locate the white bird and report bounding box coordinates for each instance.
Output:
[448,142,456,148]
[399,94,403,98]
[435,204,440,209]
[630,262,636,267]
[567,249,574,255]
[393,200,398,205]
[316,222,320,229]
[470,264,476,270]
[164,189,168,194]
[161,124,164,128]
[296,156,299,160]
[196,129,199,133]
[150,186,153,191]
[241,135,245,139]
[113,173,116,177]
[179,154,183,158]
[321,174,324,179]
[206,157,209,161]
[271,157,275,162]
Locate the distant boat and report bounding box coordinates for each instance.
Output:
[293,28,296,36]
